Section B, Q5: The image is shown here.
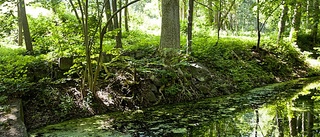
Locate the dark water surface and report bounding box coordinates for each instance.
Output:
[30,77,320,137]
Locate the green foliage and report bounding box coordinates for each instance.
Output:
[0,11,16,38]
[0,47,53,100]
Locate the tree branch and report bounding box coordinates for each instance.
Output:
[260,2,282,31]
[194,0,217,11]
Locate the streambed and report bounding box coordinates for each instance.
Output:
[29,77,320,137]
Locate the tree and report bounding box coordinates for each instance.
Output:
[105,0,113,31]
[311,0,319,43]
[207,0,214,26]
[289,1,302,42]
[124,0,129,31]
[160,0,180,49]
[113,0,122,48]
[186,0,194,54]
[17,0,23,46]
[256,0,261,50]
[19,0,33,52]
[277,0,289,43]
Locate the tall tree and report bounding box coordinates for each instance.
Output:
[17,0,23,46]
[256,0,261,50]
[113,0,122,48]
[207,0,214,26]
[277,0,289,43]
[288,110,297,137]
[215,0,222,46]
[19,0,33,52]
[311,0,319,43]
[105,0,114,31]
[186,0,194,54]
[289,1,302,42]
[160,0,180,49]
[306,0,313,29]
[124,0,129,31]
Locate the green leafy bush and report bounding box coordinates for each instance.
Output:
[0,47,51,98]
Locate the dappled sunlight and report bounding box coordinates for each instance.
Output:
[306,58,320,68]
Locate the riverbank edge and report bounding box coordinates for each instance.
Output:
[0,99,28,137]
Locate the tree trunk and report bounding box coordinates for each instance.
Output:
[307,112,314,137]
[207,0,214,26]
[255,109,259,137]
[306,0,313,30]
[277,0,288,43]
[113,0,122,48]
[17,0,23,46]
[215,0,222,46]
[19,0,33,52]
[277,112,284,137]
[186,0,194,54]
[289,114,297,137]
[302,110,306,137]
[180,0,187,20]
[84,0,94,95]
[289,2,302,42]
[256,0,261,51]
[160,0,180,49]
[312,0,319,43]
[105,0,113,31]
[307,98,314,137]
[124,0,129,32]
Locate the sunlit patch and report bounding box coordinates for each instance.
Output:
[306,58,320,68]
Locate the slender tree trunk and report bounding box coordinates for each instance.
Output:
[84,0,93,94]
[113,0,122,48]
[117,0,122,48]
[306,0,312,30]
[307,112,314,137]
[124,0,129,31]
[256,0,261,51]
[160,0,180,49]
[255,109,259,137]
[302,109,306,137]
[17,1,23,46]
[297,114,302,133]
[277,112,284,137]
[307,98,314,137]
[105,0,113,31]
[312,0,319,43]
[215,0,222,46]
[289,114,297,137]
[69,0,82,24]
[289,2,302,42]
[180,0,187,20]
[19,0,33,52]
[207,0,214,26]
[277,0,288,43]
[187,0,194,54]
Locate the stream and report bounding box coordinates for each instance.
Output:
[29,77,320,137]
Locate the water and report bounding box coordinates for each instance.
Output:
[29,77,320,137]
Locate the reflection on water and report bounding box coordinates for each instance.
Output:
[190,90,320,137]
[30,78,320,137]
